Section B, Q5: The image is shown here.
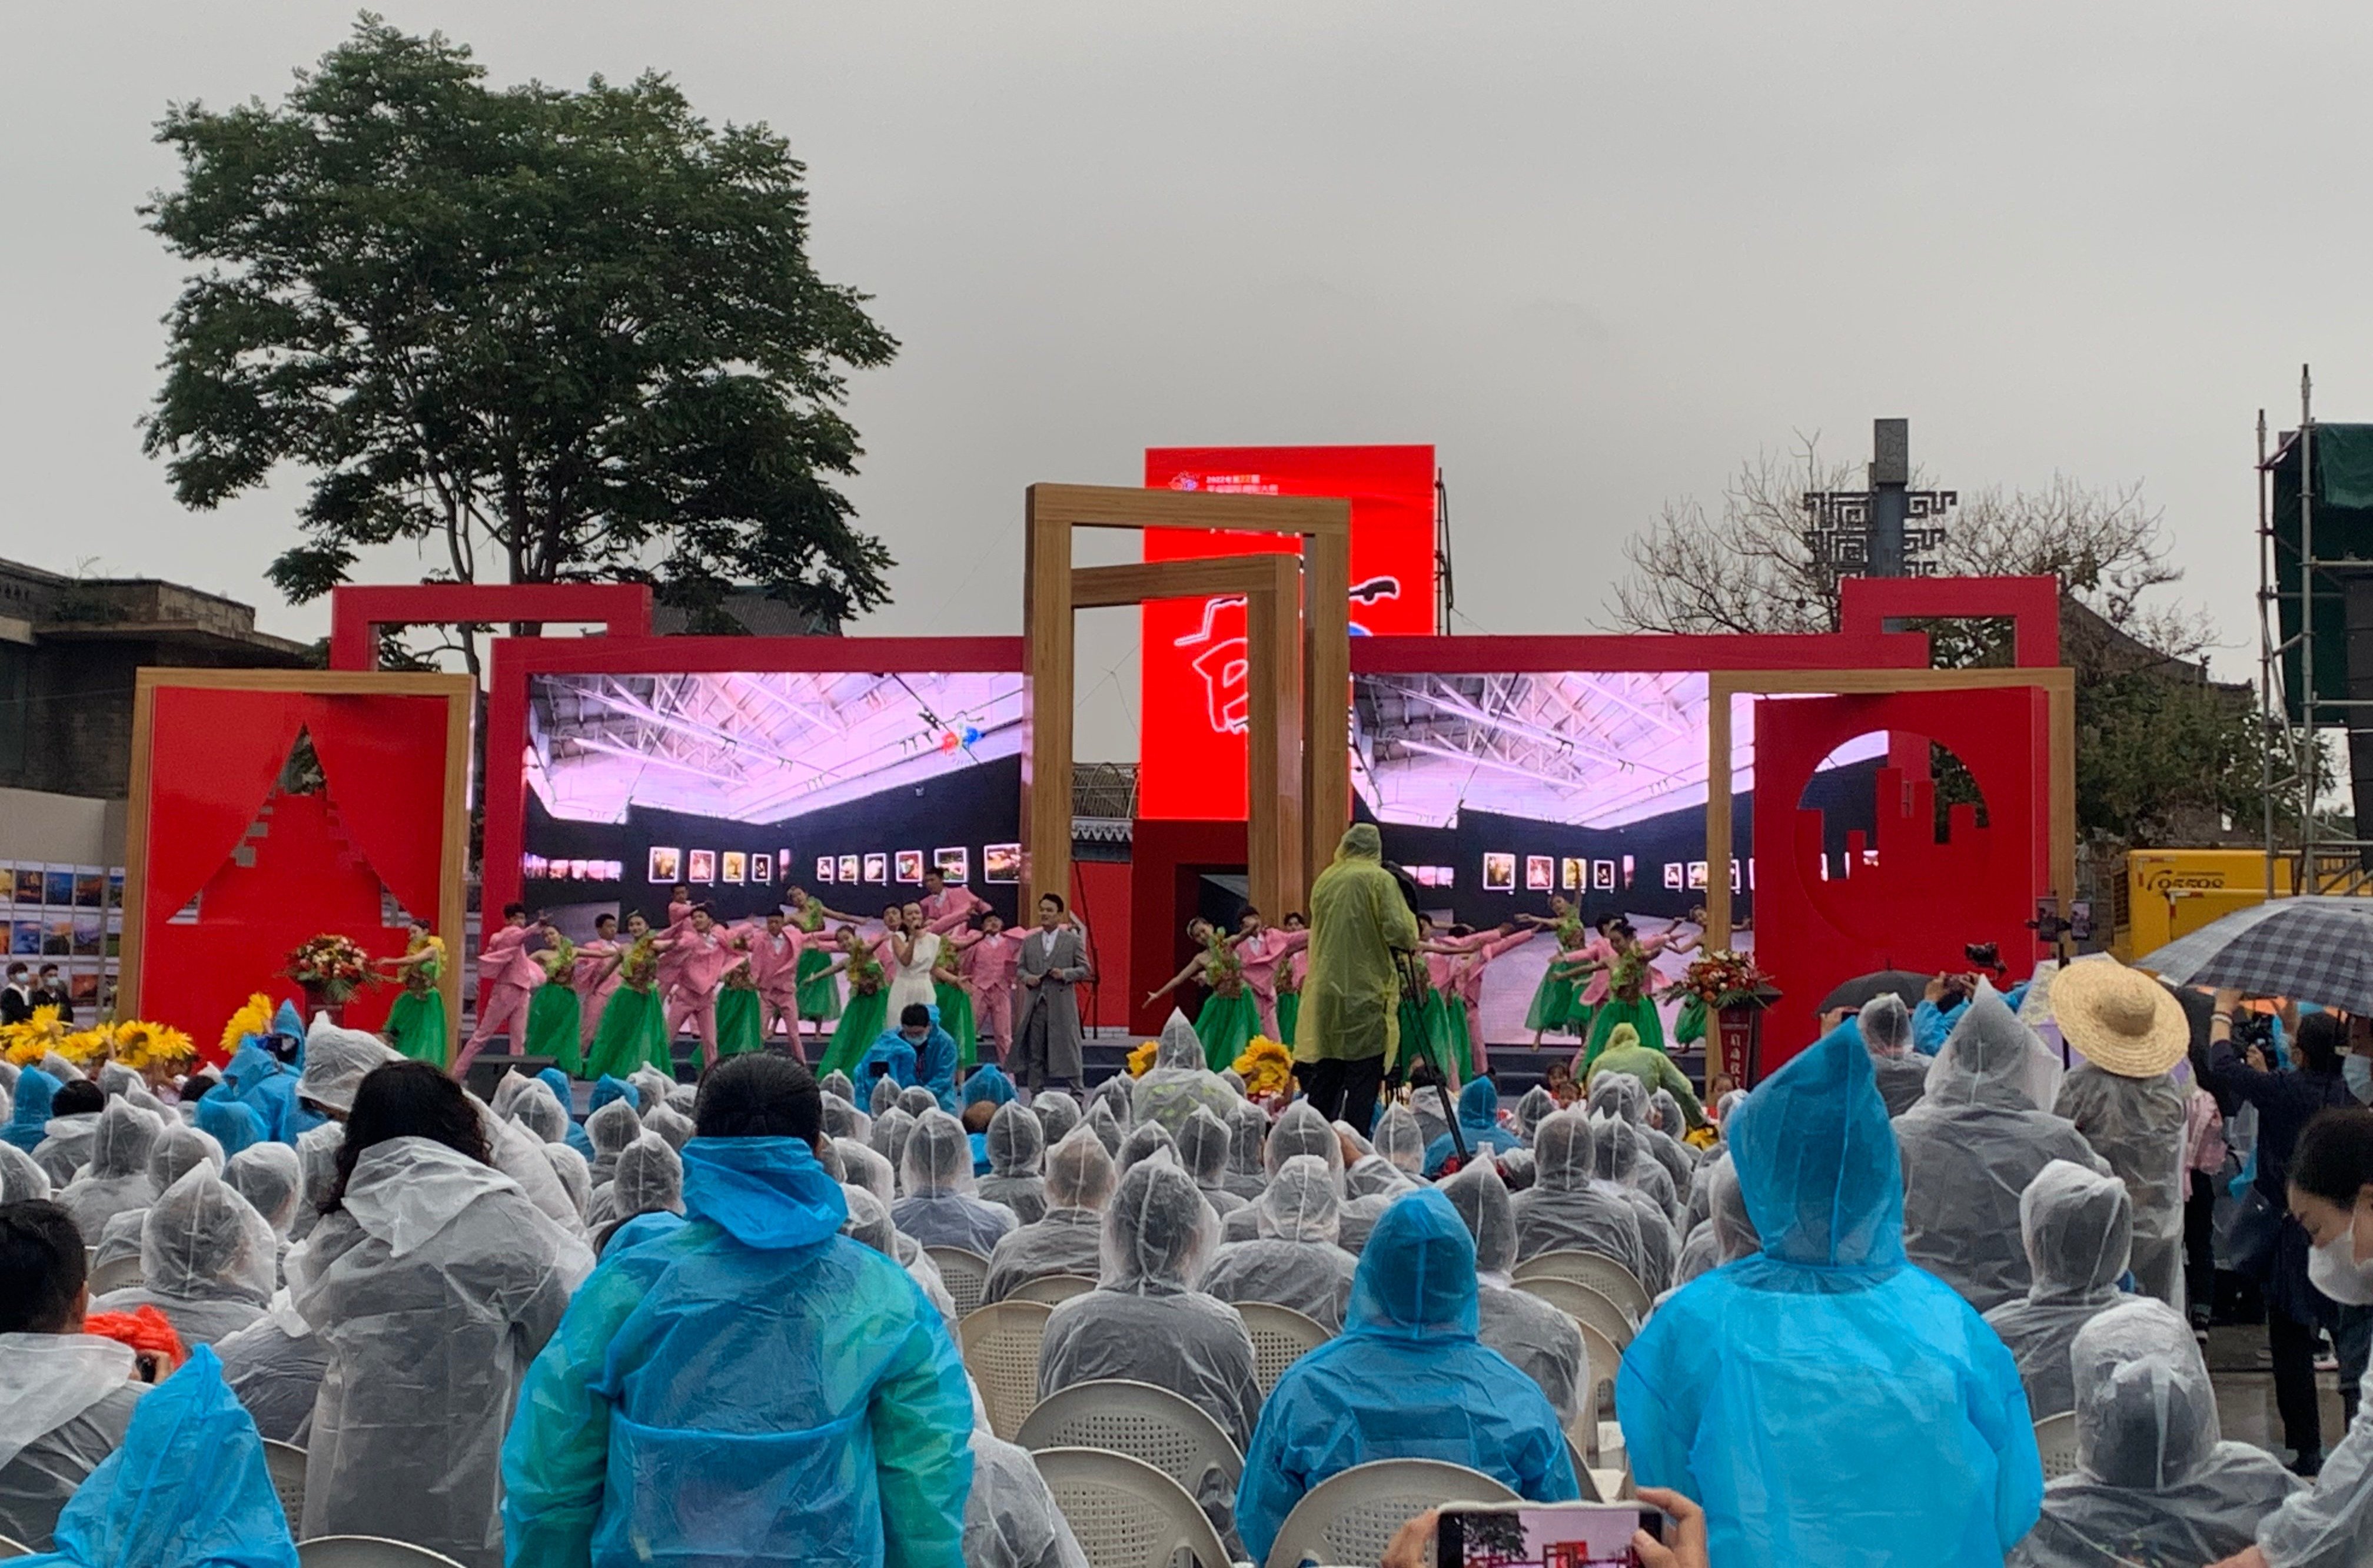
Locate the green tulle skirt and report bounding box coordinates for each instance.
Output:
[716,988,766,1057]
[585,985,666,1082]
[1581,992,1667,1072]
[1674,994,1707,1045]
[524,985,583,1075]
[795,948,842,1022]
[935,981,978,1069]
[1524,968,1578,1035]
[820,986,891,1079]
[1422,989,1473,1081]
[382,988,449,1068]
[1275,991,1299,1047]
[1195,990,1261,1072]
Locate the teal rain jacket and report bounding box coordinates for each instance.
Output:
[17,1346,296,1568]
[501,1134,975,1567]
[1234,1188,1578,1566]
[1616,1025,2045,1567]
[1421,1077,1524,1175]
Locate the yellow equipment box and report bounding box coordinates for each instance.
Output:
[2115,849,2296,962]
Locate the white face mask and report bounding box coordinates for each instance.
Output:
[2309,1226,2373,1307]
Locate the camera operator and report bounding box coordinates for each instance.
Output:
[1915,971,1979,1056]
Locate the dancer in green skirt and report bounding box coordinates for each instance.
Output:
[377,926,450,1067]
[583,926,668,1082]
[1517,897,1588,1045]
[1145,918,1260,1071]
[715,974,765,1057]
[819,928,890,1079]
[785,887,856,1044]
[1570,910,1703,1074]
[929,941,979,1069]
[522,935,583,1075]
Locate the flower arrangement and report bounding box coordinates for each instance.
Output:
[1662,949,1776,1011]
[106,1019,196,1074]
[1126,1039,1160,1077]
[285,934,374,1004]
[2,1005,72,1067]
[219,992,276,1058]
[1232,1036,1294,1099]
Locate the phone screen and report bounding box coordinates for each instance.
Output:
[1437,1503,1661,1568]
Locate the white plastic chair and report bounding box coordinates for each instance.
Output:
[1006,1273,1098,1308]
[262,1439,308,1530]
[1561,1435,1603,1501]
[1515,1275,1637,1350]
[926,1245,991,1318]
[1264,1457,1520,1568]
[1016,1378,1244,1507]
[1574,1320,1622,1424]
[958,1298,1053,1440]
[1034,1446,1234,1568]
[1512,1250,1649,1326]
[296,1537,470,1568]
[87,1251,144,1298]
[1233,1300,1330,1398]
[2033,1411,2082,1481]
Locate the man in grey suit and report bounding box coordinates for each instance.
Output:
[1013,893,1091,1092]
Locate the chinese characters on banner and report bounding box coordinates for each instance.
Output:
[1139,445,1438,819]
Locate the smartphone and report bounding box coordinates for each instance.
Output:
[1437,1501,1663,1568]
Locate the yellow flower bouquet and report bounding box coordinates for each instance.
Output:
[1232,1036,1294,1100]
[1,1005,71,1067]
[1125,1039,1159,1077]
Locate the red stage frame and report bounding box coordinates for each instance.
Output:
[328,583,653,672]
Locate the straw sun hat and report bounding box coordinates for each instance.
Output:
[2048,958,2190,1078]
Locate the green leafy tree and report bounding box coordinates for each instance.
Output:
[141,16,898,659]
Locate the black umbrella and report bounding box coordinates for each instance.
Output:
[1817,969,1930,1015]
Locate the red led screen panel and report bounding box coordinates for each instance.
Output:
[1139,445,1436,819]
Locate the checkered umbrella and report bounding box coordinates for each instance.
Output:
[2135,896,2373,1014]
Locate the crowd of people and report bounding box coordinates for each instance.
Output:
[5,829,2373,1566]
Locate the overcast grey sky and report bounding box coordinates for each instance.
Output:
[5,2,2369,758]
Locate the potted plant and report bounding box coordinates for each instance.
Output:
[1665,949,1780,1088]
[285,933,374,1023]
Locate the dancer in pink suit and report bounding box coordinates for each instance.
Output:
[656,908,746,1070]
[573,912,623,1050]
[654,884,695,1005]
[1446,923,1533,1075]
[743,911,805,1056]
[456,902,546,1075]
[919,869,989,928]
[950,913,1020,1060]
[1227,908,1310,1039]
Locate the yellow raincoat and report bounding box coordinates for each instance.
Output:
[1294,824,1420,1066]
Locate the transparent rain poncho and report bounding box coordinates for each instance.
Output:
[1443,1158,1588,1426]
[1982,1159,2134,1420]
[1588,1075,1682,1219]
[225,1142,303,1240]
[293,1018,399,1117]
[1175,1106,1245,1217]
[54,1099,159,1240]
[0,1328,142,1552]
[1116,1119,1176,1177]
[2052,1057,2189,1310]
[508,1082,570,1145]
[1222,1101,1349,1244]
[1036,1155,1261,1453]
[1132,1009,1243,1135]
[819,1094,869,1146]
[979,1101,1050,1224]
[1221,1099,1268,1200]
[541,1141,592,1226]
[1860,994,1931,1117]
[640,1102,695,1153]
[584,1099,642,1191]
[840,1183,959,1326]
[892,1109,1018,1254]
[1671,1152,1761,1293]
[91,1165,274,1349]
[287,1121,340,1245]
[897,1085,940,1121]
[1591,1114,1679,1294]
[965,1423,1092,1568]
[1617,1024,2043,1568]
[1088,1075,1135,1130]
[297,1135,593,1567]
[1372,1102,1426,1174]
[1510,1085,1558,1142]
[819,1068,857,1105]
[501,1135,971,1568]
[868,1072,899,1117]
[835,1138,896,1207]
[1507,1109,1647,1283]
[1234,1189,1579,1567]
[627,1067,674,1114]
[216,1294,332,1448]
[31,1109,99,1189]
[1899,988,2111,1313]
[1032,1090,1082,1148]
[589,1132,684,1255]
[983,1127,1118,1304]
[2009,1298,2299,1568]
[0,1141,50,1203]
[1201,1152,1358,1331]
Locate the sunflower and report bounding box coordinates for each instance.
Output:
[218,992,275,1059]
[1125,1039,1159,1078]
[2,1005,70,1067]
[112,1019,195,1072]
[58,1026,115,1065]
[1231,1036,1294,1099]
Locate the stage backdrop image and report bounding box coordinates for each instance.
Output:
[522,669,1025,932]
[1350,669,1887,1049]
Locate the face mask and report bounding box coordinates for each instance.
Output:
[2309,1227,2373,1307]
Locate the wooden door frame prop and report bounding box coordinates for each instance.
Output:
[120,668,476,1056]
[1701,666,2077,949]
[1022,483,1352,916]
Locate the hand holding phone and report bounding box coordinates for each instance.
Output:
[1438,1501,1670,1568]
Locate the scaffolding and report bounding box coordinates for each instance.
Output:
[2259,365,2373,895]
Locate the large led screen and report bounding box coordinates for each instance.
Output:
[521,669,1025,930]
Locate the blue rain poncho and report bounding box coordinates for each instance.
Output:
[503,1134,975,1568]
[536,1068,596,1160]
[1235,1188,1578,1567]
[195,1095,264,1161]
[4,1069,56,1153]
[12,1347,295,1568]
[962,1064,1019,1109]
[1422,1077,1524,1175]
[1617,1024,2044,1567]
